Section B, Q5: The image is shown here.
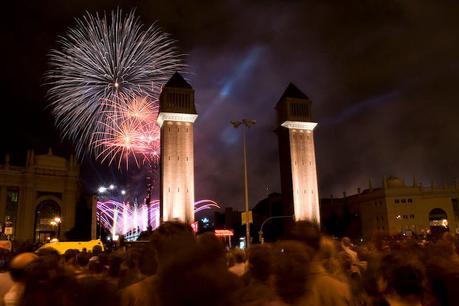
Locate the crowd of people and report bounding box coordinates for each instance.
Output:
[0,221,458,306]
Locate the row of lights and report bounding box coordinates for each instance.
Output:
[98,184,126,195]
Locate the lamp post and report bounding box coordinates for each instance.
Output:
[231,119,256,248]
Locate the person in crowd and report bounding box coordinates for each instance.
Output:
[425,234,459,306]
[374,252,431,306]
[0,250,13,306]
[118,248,143,289]
[120,243,157,306]
[4,253,38,306]
[270,240,313,306]
[1,220,458,306]
[74,252,90,278]
[341,237,359,265]
[106,252,123,287]
[156,225,241,306]
[228,248,247,277]
[288,221,352,306]
[237,244,276,306]
[317,236,347,282]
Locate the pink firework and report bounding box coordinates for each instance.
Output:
[94,96,160,169]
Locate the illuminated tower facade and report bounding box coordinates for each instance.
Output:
[276,83,320,223]
[157,73,197,223]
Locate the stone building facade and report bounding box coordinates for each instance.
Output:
[0,149,79,242]
[321,176,459,239]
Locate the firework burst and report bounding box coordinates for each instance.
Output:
[46,9,184,159]
[95,96,160,169]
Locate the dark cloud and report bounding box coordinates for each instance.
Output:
[1,0,459,209]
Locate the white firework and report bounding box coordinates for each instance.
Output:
[46,9,184,158]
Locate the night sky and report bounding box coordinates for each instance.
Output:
[2,1,459,210]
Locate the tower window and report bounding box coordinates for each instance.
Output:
[289,102,308,118]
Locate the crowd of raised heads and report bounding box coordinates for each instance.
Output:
[0,221,458,306]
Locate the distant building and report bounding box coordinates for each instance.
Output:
[214,207,243,247]
[0,149,79,242]
[213,193,286,244]
[321,176,459,239]
[252,192,286,243]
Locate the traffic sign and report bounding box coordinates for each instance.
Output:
[241,211,253,225]
[4,227,13,235]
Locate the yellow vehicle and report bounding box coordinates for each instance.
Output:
[38,239,104,255]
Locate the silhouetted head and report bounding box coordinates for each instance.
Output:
[288,221,321,254]
[9,252,39,282]
[157,229,240,306]
[247,244,272,282]
[150,221,195,266]
[341,237,352,248]
[230,248,246,264]
[272,241,313,304]
[92,245,103,256]
[378,253,426,300]
[76,252,90,268]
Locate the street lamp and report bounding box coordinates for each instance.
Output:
[231,119,256,248]
[50,216,61,240]
[98,186,107,193]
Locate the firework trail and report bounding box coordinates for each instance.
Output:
[46,9,184,160]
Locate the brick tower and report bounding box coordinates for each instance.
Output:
[157,73,197,223]
[276,83,320,223]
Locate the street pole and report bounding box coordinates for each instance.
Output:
[91,195,97,240]
[231,119,255,248]
[242,127,251,248]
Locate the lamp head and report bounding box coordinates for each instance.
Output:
[230,120,242,128]
[242,119,256,127]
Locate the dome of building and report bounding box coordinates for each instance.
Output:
[386,176,405,188]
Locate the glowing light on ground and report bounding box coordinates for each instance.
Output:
[97,199,220,238]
